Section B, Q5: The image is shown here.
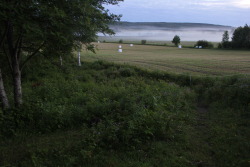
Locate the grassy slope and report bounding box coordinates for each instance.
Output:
[0,56,249,166]
[82,43,250,76]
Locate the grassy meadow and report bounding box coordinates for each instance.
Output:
[82,42,250,76]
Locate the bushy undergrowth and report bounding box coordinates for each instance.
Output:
[132,67,249,110]
[0,59,197,166]
[195,40,214,48]
[131,67,250,167]
[1,58,249,167]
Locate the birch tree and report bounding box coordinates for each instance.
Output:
[0,0,123,109]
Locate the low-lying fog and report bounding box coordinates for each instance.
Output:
[110,29,233,42]
[99,23,234,42]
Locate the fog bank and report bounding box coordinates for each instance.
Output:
[99,22,234,42]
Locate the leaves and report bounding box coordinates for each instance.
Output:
[232,25,250,48]
[0,0,122,60]
[172,35,180,46]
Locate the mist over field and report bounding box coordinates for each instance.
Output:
[100,22,234,42]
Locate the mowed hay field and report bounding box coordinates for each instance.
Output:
[82,42,250,76]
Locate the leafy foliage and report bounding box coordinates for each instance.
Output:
[222,31,229,42]
[0,0,123,108]
[219,31,232,48]
[172,35,181,46]
[195,40,214,48]
[1,59,250,166]
[219,25,250,49]
[0,59,195,139]
[141,40,147,45]
[232,25,250,49]
[119,39,123,43]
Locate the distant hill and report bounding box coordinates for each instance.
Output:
[110,22,233,32]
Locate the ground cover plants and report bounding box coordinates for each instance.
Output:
[0,58,197,166]
[0,55,249,166]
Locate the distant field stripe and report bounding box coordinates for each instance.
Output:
[81,43,250,76]
[117,59,227,75]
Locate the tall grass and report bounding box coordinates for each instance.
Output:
[0,58,249,167]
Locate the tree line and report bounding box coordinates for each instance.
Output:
[219,24,250,49]
[172,25,250,49]
[0,0,123,110]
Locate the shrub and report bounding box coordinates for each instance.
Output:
[218,41,232,49]
[218,43,222,49]
[141,40,147,45]
[0,60,196,140]
[119,39,123,43]
[222,41,232,48]
[118,67,136,77]
[195,40,214,48]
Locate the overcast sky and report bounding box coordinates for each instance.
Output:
[105,0,250,27]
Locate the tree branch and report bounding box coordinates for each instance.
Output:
[16,35,23,63]
[6,21,14,57]
[15,35,22,54]
[0,22,9,48]
[3,42,13,72]
[21,41,45,71]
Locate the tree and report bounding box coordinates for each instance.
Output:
[0,0,123,109]
[222,31,229,42]
[0,69,9,109]
[231,25,250,49]
[221,31,231,48]
[172,35,180,46]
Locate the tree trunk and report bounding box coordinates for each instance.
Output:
[12,62,22,107]
[0,68,9,109]
[6,21,23,107]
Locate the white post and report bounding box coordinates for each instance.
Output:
[78,51,81,66]
[118,45,122,52]
[60,56,63,66]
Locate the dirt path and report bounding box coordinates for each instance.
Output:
[196,107,209,129]
[192,106,215,167]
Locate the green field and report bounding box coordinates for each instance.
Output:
[82,43,250,76]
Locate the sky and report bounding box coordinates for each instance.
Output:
[105,0,250,27]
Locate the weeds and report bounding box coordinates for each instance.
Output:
[0,59,249,167]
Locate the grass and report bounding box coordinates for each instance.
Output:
[98,37,210,47]
[0,59,198,166]
[82,43,250,76]
[0,55,249,166]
